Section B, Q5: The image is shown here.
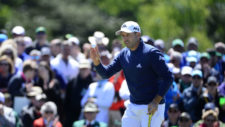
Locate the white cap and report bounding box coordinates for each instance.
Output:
[68,37,80,45]
[0,92,5,103]
[11,26,25,35]
[181,66,193,76]
[186,56,197,63]
[116,21,141,35]
[41,47,51,56]
[154,39,165,49]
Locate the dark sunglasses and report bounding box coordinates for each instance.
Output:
[208,83,217,87]
[192,76,201,79]
[0,62,9,66]
[179,117,190,122]
[169,109,178,113]
[205,118,216,123]
[45,110,53,114]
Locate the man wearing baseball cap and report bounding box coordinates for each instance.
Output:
[90,21,173,127]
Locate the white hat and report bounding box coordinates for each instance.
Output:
[68,37,80,45]
[41,47,51,56]
[186,56,197,63]
[181,66,193,76]
[0,92,5,103]
[88,31,109,46]
[154,39,165,49]
[116,21,141,35]
[172,67,180,74]
[11,26,25,35]
[79,59,91,69]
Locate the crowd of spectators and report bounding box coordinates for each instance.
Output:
[0,25,225,127]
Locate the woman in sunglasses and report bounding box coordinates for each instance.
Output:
[194,109,225,127]
[0,55,15,93]
[33,101,62,127]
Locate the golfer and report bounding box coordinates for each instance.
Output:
[90,21,173,127]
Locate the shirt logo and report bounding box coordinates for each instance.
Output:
[136,63,142,68]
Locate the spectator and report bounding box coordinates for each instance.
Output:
[73,102,107,127]
[170,51,182,68]
[154,39,170,63]
[199,76,220,113]
[69,36,85,62]
[182,69,206,122]
[161,103,181,127]
[50,39,62,58]
[215,42,225,55]
[195,52,220,84]
[35,61,63,121]
[0,55,15,93]
[29,49,41,63]
[179,66,193,93]
[182,37,200,66]
[108,71,125,127]
[8,60,37,100]
[172,39,185,53]
[0,92,21,127]
[177,112,192,127]
[82,42,91,60]
[64,58,93,127]
[40,47,51,64]
[33,101,62,127]
[11,26,25,38]
[111,39,123,59]
[81,50,115,124]
[21,87,46,127]
[141,35,154,46]
[194,108,225,127]
[33,26,49,51]
[14,37,30,61]
[0,41,23,74]
[51,40,79,86]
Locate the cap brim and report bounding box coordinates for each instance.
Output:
[115,28,134,36]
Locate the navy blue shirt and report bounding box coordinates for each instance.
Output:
[96,40,173,104]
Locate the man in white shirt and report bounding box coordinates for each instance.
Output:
[51,40,79,85]
[81,50,115,124]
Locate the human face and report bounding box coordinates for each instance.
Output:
[192,75,202,88]
[207,82,217,93]
[121,32,140,51]
[204,115,217,127]
[168,109,180,121]
[0,60,9,74]
[62,45,71,58]
[17,41,26,55]
[84,112,97,121]
[80,68,91,79]
[178,117,192,127]
[43,110,54,120]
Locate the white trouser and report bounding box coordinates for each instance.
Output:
[122,101,165,127]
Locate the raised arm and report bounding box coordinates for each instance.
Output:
[90,46,122,79]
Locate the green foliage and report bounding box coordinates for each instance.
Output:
[0,0,224,51]
[138,0,213,51]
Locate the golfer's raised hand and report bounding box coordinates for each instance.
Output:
[90,46,100,66]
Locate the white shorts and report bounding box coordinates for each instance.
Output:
[122,100,165,127]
